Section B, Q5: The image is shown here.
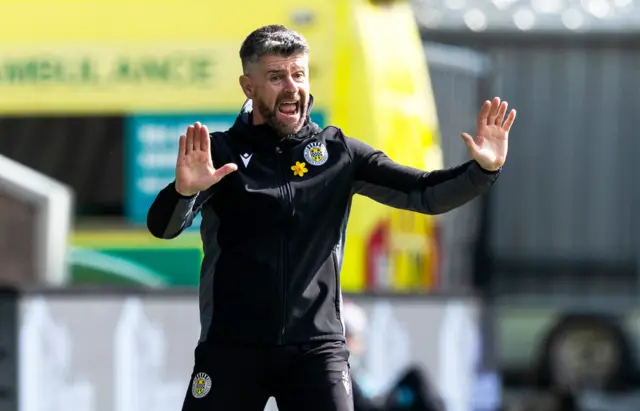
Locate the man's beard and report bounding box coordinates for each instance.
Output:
[255,94,307,137]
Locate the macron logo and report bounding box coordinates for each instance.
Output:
[240,153,253,168]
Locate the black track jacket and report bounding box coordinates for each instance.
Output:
[146,97,500,346]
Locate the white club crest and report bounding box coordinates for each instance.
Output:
[191,372,212,399]
[303,141,329,166]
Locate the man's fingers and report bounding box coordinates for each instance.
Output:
[502,109,517,132]
[199,124,210,152]
[495,101,508,126]
[213,163,238,180]
[178,135,187,157]
[477,100,491,129]
[192,122,202,151]
[487,97,501,124]
[186,125,195,154]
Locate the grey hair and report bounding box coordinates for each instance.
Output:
[239,25,310,74]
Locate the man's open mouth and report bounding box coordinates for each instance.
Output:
[278,101,300,117]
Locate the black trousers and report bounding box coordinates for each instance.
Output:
[181,339,354,411]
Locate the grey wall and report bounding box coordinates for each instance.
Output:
[489,45,637,263]
[424,42,491,289]
[425,35,640,297]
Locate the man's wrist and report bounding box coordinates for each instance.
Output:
[474,160,501,174]
[173,182,198,198]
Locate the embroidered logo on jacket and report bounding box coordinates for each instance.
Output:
[303,141,329,166]
[239,152,252,168]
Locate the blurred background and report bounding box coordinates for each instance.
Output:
[0,0,639,410]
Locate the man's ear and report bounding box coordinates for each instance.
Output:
[239,75,253,99]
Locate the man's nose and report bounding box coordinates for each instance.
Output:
[283,75,298,92]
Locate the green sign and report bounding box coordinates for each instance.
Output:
[69,230,204,288]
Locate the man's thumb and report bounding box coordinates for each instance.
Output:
[460,133,477,151]
[214,163,238,179]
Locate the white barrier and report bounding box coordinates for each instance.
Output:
[0,154,73,285]
[16,291,488,411]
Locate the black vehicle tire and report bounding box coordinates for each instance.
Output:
[536,314,633,392]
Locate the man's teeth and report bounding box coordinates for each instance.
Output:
[279,102,299,114]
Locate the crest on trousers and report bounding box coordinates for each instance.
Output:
[191,372,212,399]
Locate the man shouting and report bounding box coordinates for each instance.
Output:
[147,24,516,411]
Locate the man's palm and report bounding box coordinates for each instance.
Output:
[175,122,237,196]
[461,97,516,171]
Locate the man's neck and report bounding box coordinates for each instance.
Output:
[251,111,265,126]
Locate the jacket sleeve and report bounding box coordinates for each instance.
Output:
[146,181,214,239]
[346,136,500,215]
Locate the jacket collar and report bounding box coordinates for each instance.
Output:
[229,94,321,150]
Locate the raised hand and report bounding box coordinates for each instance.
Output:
[461,97,516,171]
[174,122,237,197]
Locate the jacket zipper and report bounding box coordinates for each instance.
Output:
[331,250,344,336]
[331,251,341,315]
[275,146,293,344]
